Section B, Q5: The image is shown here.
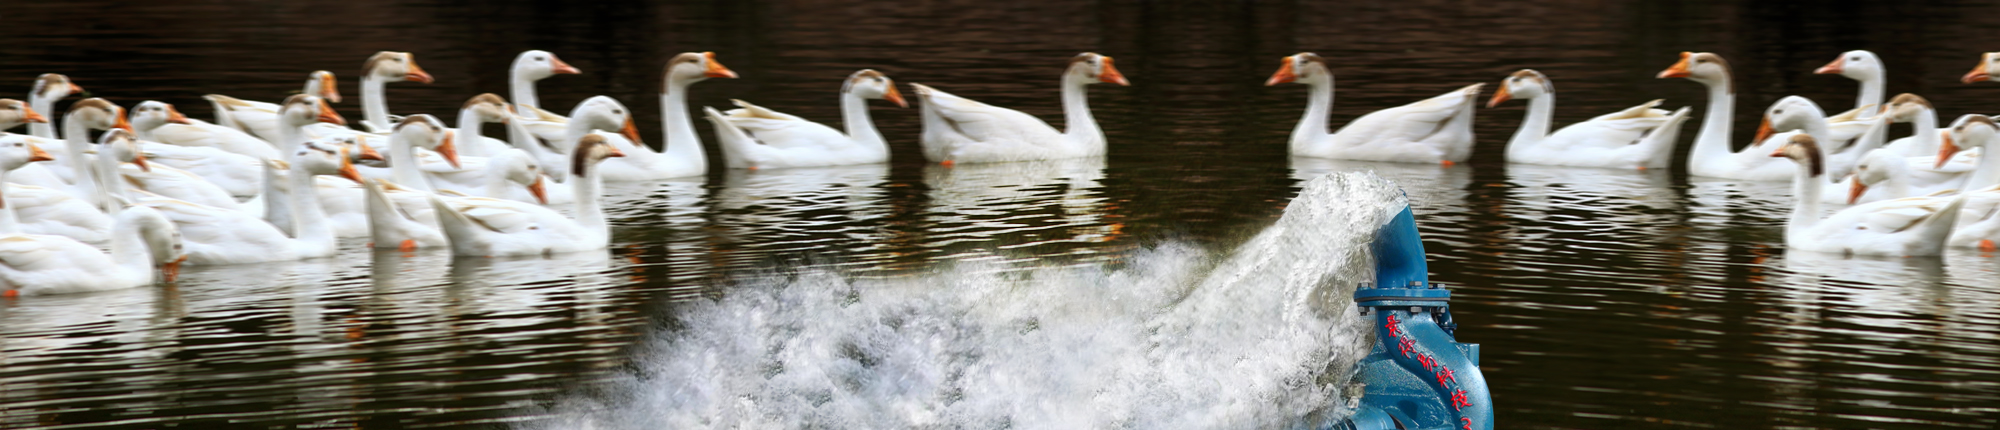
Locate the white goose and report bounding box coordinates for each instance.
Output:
[706,69,905,169]
[507,50,582,143]
[26,73,81,140]
[1806,49,1885,151]
[0,134,110,241]
[139,95,355,265]
[912,53,1127,165]
[1658,52,1798,180]
[1919,117,2000,251]
[595,52,735,181]
[1489,69,1691,169]
[0,99,68,189]
[1958,51,2000,85]
[85,105,241,211]
[1268,53,1481,165]
[1772,134,1967,257]
[429,133,622,257]
[204,70,342,143]
[0,203,183,297]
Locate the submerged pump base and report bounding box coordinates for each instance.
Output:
[1326,204,1492,430]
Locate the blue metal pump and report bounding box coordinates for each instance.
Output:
[1325,204,1493,430]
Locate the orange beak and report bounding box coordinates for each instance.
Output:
[131,151,150,172]
[884,84,908,108]
[1753,117,1775,144]
[406,60,435,84]
[356,141,385,162]
[1847,178,1868,205]
[1486,83,1513,108]
[27,144,53,162]
[337,151,364,183]
[527,175,548,205]
[316,100,346,125]
[1658,52,1693,79]
[606,147,627,158]
[113,110,133,133]
[166,106,191,125]
[1964,59,1991,84]
[1937,132,1960,169]
[320,73,343,103]
[1768,143,1788,158]
[1099,56,1129,86]
[703,52,738,79]
[550,55,581,75]
[1266,56,1297,86]
[437,131,460,169]
[68,82,85,95]
[21,107,46,124]
[620,117,644,146]
[162,254,186,283]
[1815,56,1845,75]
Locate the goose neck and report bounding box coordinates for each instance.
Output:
[455,108,489,158]
[1856,77,1884,117]
[571,165,605,241]
[511,74,540,109]
[1692,83,1735,160]
[29,97,56,140]
[1292,78,1334,149]
[1788,161,1824,244]
[1059,76,1102,144]
[106,211,153,280]
[0,169,16,234]
[285,152,334,251]
[361,77,392,133]
[388,134,431,191]
[1912,109,1940,154]
[840,91,887,157]
[658,79,701,164]
[1506,94,1556,159]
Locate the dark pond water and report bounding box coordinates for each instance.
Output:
[4,0,2000,428]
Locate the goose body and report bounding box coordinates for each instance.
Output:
[205,70,342,142]
[708,70,905,169]
[594,52,734,181]
[915,53,1127,165]
[430,134,621,257]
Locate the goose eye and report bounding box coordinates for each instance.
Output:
[1850,56,1861,61]
[535,56,546,61]
[611,109,623,115]
[1774,109,1785,115]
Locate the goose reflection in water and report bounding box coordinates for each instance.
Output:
[710,164,892,257]
[920,157,1120,260]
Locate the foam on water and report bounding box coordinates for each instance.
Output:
[532,172,1408,429]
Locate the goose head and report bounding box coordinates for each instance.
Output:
[100,129,150,172]
[1881,93,1932,124]
[295,139,365,183]
[1938,114,1997,168]
[32,73,83,102]
[570,96,643,145]
[1815,50,1882,81]
[116,206,185,283]
[394,114,458,168]
[127,101,193,133]
[513,50,580,81]
[1754,96,1827,143]
[1266,53,1330,86]
[843,69,907,107]
[492,151,548,204]
[1657,52,1734,92]
[1849,149,1904,204]
[308,70,342,103]
[1963,52,2000,84]
[0,99,47,131]
[1770,133,1825,178]
[663,52,737,86]
[279,95,345,128]
[65,98,131,133]
[363,51,434,84]
[1487,69,1552,108]
[0,134,56,171]
[464,93,514,124]
[1066,52,1128,86]
[570,133,626,179]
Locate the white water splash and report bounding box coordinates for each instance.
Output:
[532,172,1407,429]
